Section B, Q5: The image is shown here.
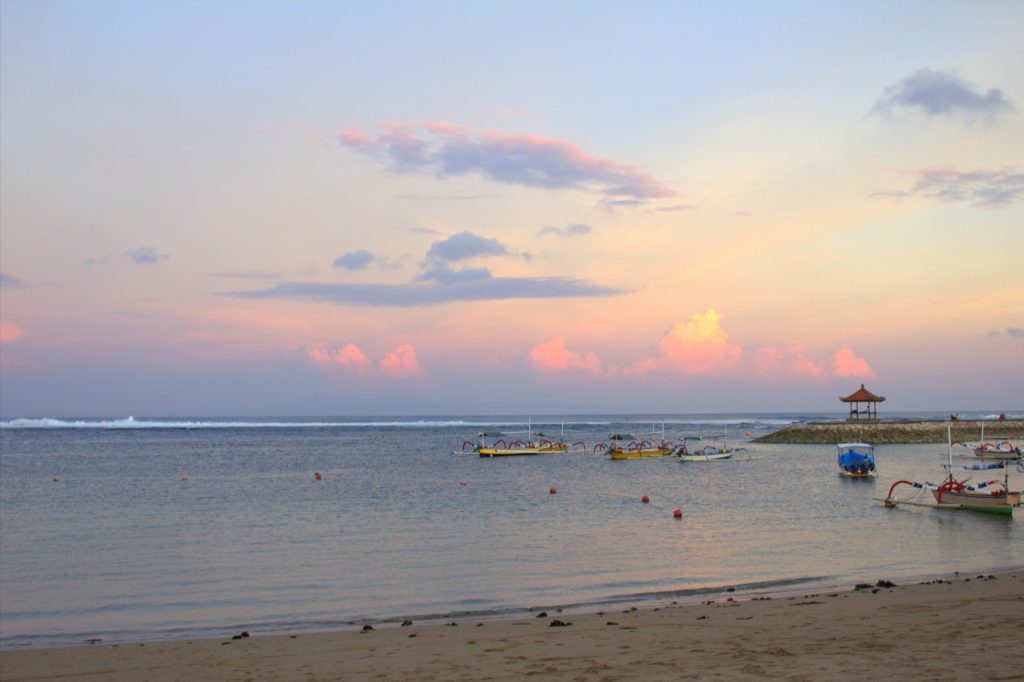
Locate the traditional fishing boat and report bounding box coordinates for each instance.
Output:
[593,425,675,460]
[674,435,750,461]
[836,442,876,478]
[958,422,1023,459]
[882,425,1018,516]
[462,422,569,457]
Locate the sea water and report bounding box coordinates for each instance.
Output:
[1,413,1021,648]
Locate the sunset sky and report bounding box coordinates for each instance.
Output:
[2,1,1022,417]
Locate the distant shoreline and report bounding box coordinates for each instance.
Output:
[756,418,1024,444]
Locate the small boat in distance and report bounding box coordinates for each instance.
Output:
[957,422,1023,459]
[674,435,750,462]
[462,421,569,457]
[837,442,876,478]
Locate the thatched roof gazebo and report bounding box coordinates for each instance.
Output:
[840,384,885,421]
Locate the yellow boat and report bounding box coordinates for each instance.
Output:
[463,421,570,458]
[601,429,674,460]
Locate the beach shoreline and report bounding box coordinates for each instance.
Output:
[3,566,1022,681]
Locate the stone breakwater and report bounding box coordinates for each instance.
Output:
[754,419,1024,444]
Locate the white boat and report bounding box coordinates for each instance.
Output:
[882,425,1018,516]
[674,434,751,462]
[962,422,1022,459]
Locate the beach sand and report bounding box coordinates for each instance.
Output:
[3,571,1022,681]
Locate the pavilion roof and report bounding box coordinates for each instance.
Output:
[840,384,886,403]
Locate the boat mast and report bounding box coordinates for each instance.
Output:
[946,423,955,484]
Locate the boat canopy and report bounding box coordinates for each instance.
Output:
[837,443,873,450]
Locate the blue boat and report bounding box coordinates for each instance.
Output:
[837,442,876,478]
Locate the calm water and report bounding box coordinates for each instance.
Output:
[1,413,1021,648]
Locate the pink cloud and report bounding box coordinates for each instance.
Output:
[309,343,372,374]
[653,310,742,374]
[0,323,25,344]
[339,122,676,202]
[752,341,826,378]
[529,337,603,374]
[831,347,876,379]
[378,344,423,377]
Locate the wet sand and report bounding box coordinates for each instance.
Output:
[3,570,1022,681]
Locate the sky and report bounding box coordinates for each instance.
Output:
[1,1,1022,417]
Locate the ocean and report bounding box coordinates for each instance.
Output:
[1,413,1021,648]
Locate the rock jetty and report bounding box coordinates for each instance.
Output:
[755,419,1024,445]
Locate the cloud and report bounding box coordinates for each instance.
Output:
[0,272,26,288]
[125,247,169,264]
[652,309,743,374]
[1007,327,1024,339]
[310,343,372,373]
[873,167,1024,208]
[0,323,25,344]
[425,231,510,261]
[309,342,422,377]
[529,338,603,374]
[332,250,378,270]
[656,204,698,213]
[229,275,627,307]
[872,68,1014,122]
[206,271,290,280]
[526,313,879,384]
[539,223,592,237]
[339,122,676,202]
[831,347,876,379]
[752,342,826,378]
[379,344,423,377]
[417,264,493,284]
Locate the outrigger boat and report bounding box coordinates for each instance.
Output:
[881,425,1018,516]
[837,442,876,478]
[674,434,751,462]
[462,421,569,458]
[593,424,675,460]
[954,422,1023,460]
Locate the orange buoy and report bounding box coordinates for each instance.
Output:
[180,474,188,481]
[672,508,683,518]
[314,472,322,481]
[549,487,557,494]
[459,480,468,486]
[52,475,60,482]
[641,495,650,504]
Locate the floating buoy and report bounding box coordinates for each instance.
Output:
[549,487,557,494]
[52,475,60,482]
[642,495,650,504]
[314,472,322,481]
[180,474,188,481]
[672,508,683,519]
[745,431,751,436]
[459,480,468,486]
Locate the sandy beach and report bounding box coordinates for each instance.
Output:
[3,570,1021,682]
